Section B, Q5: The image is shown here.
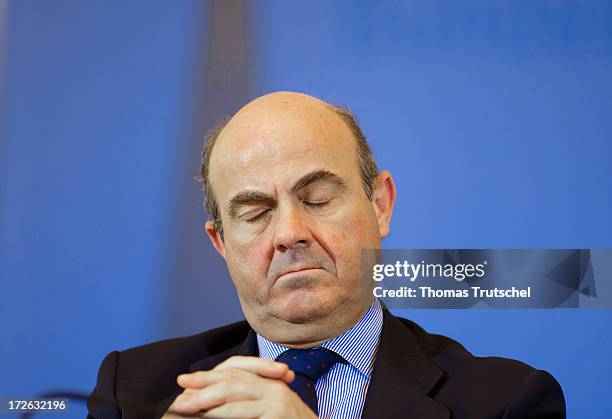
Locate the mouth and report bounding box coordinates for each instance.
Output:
[275,267,322,282]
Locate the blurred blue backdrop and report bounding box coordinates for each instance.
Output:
[1,1,611,417]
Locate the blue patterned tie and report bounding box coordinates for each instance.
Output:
[275,348,347,415]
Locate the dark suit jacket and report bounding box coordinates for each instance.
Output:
[87,309,565,418]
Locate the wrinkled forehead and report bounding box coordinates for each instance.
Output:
[208,96,360,204]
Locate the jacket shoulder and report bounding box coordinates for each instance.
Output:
[394,315,534,375]
[391,314,565,418]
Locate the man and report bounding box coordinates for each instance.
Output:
[88,92,565,418]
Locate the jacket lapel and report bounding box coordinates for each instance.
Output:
[361,310,450,419]
[155,329,258,418]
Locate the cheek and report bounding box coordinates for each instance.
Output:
[336,203,380,245]
[323,209,380,282]
[224,238,271,293]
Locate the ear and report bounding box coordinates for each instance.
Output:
[371,171,397,238]
[205,220,226,257]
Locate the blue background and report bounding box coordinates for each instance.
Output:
[1,1,611,417]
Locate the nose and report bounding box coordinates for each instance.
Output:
[272,203,313,252]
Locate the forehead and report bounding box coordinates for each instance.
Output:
[209,95,360,201]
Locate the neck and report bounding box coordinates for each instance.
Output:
[253,297,373,348]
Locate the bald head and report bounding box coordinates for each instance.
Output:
[221,91,337,140]
[198,91,378,238]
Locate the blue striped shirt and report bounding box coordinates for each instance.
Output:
[257,298,383,419]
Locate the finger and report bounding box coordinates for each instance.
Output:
[178,369,250,389]
[178,358,294,388]
[178,368,294,391]
[215,356,295,383]
[162,410,203,419]
[202,400,263,418]
[170,378,264,414]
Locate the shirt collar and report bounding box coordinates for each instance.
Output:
[257,298,384,378]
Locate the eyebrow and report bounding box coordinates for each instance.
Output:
[227,169,347,218]
[289,169,347,195]
[228,191,274,218]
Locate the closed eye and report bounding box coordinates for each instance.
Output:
[304,201,330,208]
[245,209,270,223]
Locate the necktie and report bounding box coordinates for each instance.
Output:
[275,348,346,415]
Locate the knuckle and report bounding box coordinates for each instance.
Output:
[226,368,244,379]
[227,355,246,364]
[217,378,234,392]
[216,355,244,370]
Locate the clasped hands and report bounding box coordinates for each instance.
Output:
[162,356,318,419]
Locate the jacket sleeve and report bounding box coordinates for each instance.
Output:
[502,369,566,419]
[87,351,121,419]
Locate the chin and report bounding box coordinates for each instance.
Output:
[275,290,338,324]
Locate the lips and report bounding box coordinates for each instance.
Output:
[275,266,320,281]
